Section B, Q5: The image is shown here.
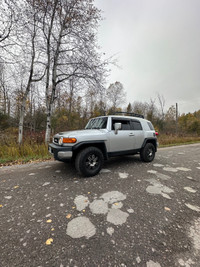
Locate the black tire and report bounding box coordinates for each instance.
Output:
[75,147,104,177]
[140,143,155,162]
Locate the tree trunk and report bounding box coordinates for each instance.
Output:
[44,0,58,144]
[18,100,26,144]
[17,11,38,144]
[45,107,52,143]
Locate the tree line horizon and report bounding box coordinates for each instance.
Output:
[0,0,200,144]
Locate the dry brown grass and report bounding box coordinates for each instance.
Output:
[0,131,200,166]
[158,134,200,147]
[0,129,51,166]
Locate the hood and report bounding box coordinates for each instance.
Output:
[55,129,108,142]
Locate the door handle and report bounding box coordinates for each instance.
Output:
[129,133,135,136]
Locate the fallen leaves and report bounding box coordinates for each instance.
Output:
[0,158,53,168]
[0,204,3,208]
[46,219,52,223]
[46,238,53,245]
[14,185,19,189]
[66,214,72,219]
[164,207,171,211]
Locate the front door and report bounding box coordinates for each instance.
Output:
[108,118,135,152]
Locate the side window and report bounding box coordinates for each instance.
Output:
[147,122,154,130]
[131,120,143,130]
[121,121,131,130]
[112,118,131,130]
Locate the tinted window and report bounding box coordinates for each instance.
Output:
[130,120,143,130]
[112,118,131,130]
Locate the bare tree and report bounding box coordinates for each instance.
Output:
[0,63,9,114]
[106,81,126,112]
[132,101,148,117]
[17,0,46,144]
[39,0,106,143]
[146,98,158,122]
[0,0,108,142]
[0,0,21,65]
[0,0,14,44]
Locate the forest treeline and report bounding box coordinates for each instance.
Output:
[0,0,199,147]
[1,92,200,138]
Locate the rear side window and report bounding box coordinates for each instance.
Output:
[131,120,143,130]
[147,122,155,130]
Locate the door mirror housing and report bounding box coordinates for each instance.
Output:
[114,123,122,134]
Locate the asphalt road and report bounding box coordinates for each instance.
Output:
[0,144,200,267]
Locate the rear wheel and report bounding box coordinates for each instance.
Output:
[140,143,155,162]
[75,147,104,177]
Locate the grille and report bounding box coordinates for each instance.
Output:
[54,137,58,144]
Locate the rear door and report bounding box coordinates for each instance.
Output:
[130,120,144,149]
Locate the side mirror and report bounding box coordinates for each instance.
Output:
[114,123,122,134]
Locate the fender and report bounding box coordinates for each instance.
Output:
[72,141,108,160]
[142,138,157,152]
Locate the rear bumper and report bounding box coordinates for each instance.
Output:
[48,143,73,161]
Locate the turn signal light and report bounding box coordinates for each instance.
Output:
[63,138,77,143]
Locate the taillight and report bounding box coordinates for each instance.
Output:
[155,132,159,136]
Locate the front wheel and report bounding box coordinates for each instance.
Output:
[75,147,104,177]
[140,143,155,162]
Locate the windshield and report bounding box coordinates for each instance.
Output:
[85,117,108,129]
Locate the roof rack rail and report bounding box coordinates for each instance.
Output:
[114,112,144,119]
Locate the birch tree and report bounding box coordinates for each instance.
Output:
[17,0,46,144]
[39,0,106,143]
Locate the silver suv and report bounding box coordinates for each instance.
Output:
[48,113,158,177]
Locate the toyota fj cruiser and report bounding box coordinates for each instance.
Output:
[48,113,158,177]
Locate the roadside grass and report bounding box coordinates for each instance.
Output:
[0,131,52,166]
[158,135,200,147]
[0,142,52,166]
[0,133,200,166]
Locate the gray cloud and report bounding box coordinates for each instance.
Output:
[95,0,200,113]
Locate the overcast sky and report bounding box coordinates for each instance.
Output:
[94,0,200,114]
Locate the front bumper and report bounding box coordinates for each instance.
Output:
[48,143,73,161]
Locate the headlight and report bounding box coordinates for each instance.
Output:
[59,137,77,145]
[59,137,63,145]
